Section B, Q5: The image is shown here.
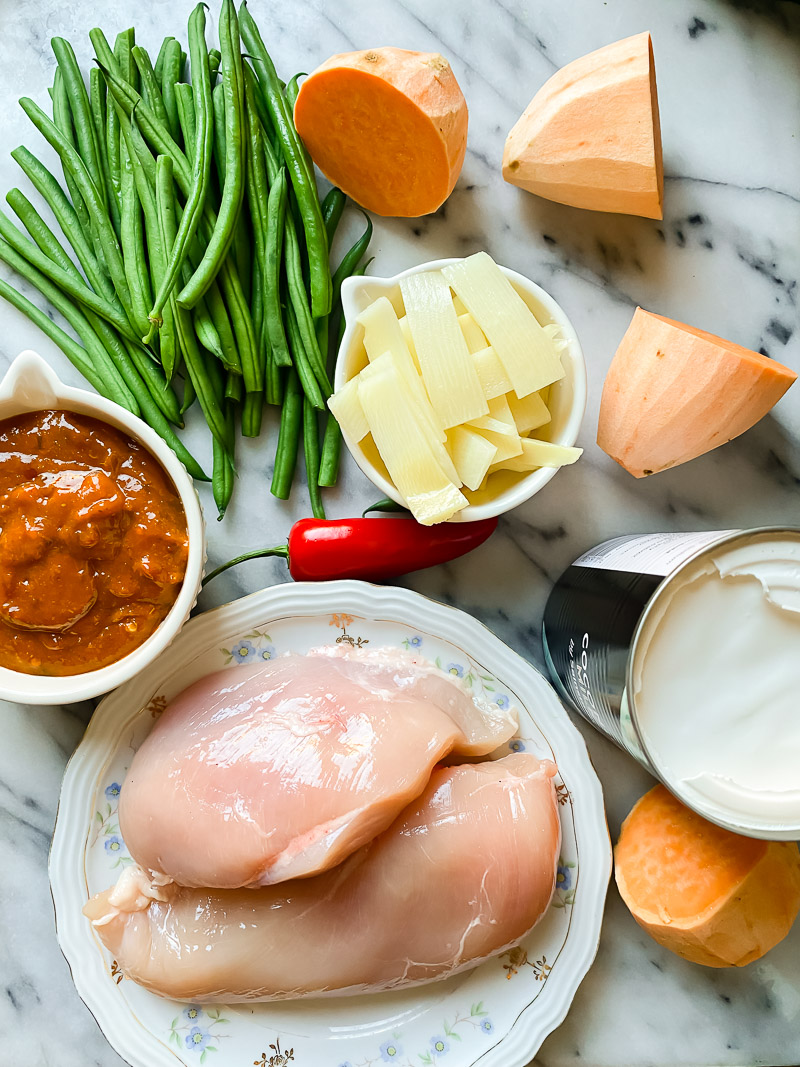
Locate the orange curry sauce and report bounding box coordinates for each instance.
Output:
[0,410,188,675]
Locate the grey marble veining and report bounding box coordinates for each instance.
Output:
[0,0,798,1064]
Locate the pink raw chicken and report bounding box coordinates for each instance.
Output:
[86,753,561,1001]
[118,647,517,888]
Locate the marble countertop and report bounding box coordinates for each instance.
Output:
[0,0,799,1064]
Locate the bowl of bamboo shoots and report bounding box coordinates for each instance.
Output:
[330,253,587,524]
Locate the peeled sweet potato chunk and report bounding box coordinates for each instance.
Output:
[503,32,663,219]
[597,307,796,477]
[615,785,800,967]
[294,48,468,217]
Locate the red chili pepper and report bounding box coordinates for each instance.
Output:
[202,515,498,587]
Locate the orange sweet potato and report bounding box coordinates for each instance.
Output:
[294,48,468,217]
[502,32,663,219]
[597,307,797,477]
[615,785,800,967]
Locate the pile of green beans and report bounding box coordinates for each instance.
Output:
[0,1,372,519]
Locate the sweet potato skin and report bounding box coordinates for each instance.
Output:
[294,48,468,217]
[502,32,663,219]
[615,786,800,968]
[597,307,797,477]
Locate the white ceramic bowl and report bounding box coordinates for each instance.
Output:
[0,350,205,704]
[336,258,587,522]
[50,580,611,1067]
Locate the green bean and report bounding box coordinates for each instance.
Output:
[225,372,243,402]
[106,84,122,217]
[303,397,325,518]
[212,408,236,519]
[194,301,225,361]
[203,280,242,373]
[0,276,126,404]
[156,154,229,451]
[89,68,121,240]
[174,83,196,166]
[211,82,226,186]
[153,36,174,84]
[131,46,170,131]
[142,7,213,339]
[178,0,245,310]
[52,38,107,212]
[240,3,331,317]
[321,186,346,248]
[0,207,137,342]
[113,29,138,89]
[160,39,183,144]
[19,97,138,330]
[264,167,291,366]
[285,221,331,393]
[119,138,152,347]
[242,390,263,438]
[285,73,304,110]
[271,369,302,499]
[331,212,373,312]
[265,348,282,406]
[181,374,196,415]
[10,147,116,305]
[208,48,221,84]
[122,338,183,425]
[286,299,325,410]
[318,412,342,487]
[51,68,92,238]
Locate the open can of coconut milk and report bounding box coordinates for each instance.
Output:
[542,527,800,840]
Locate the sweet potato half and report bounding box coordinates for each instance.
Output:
[597,307,797,477]
[503,32,663,219]
[294,48,468,217]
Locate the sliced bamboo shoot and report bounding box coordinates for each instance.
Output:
[447,425,498,491]
[357,360,467,525]
[327,377,369,441]
[471,417,523,463]
[398,315,420,372]
[490,438,583,472]
[400,270,488,428]
[508,390,551,433]
[472,345,512,400]
[358,297,446,442]
[458,312,489,355]
[442,252,565,397]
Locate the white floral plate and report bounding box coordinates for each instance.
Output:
[50,581,611,1067]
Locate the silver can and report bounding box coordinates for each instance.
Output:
[542,527,800,839]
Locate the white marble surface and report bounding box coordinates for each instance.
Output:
[0,0,798,1064]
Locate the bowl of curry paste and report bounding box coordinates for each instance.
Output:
[0,351,204,703]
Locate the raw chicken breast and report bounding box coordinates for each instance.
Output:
[119,646,517,888]
[86,753,561,1001]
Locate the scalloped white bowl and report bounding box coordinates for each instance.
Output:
[336,258,587,522]
[50,581,610,1067]
[0,350,205,704]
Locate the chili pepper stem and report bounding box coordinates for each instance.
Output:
[202,544,289,586]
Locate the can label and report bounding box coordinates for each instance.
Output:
[542,530,734,760]
[573,530,732,576]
